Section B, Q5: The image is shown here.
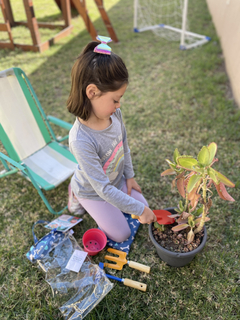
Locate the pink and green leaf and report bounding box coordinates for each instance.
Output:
[208,167,218,183]
[177,177,185,198]
[213,170,235,188]
[166,159,176,168]
[198,146,210,166]
[177,217,188,224]
[171,178,176,190]
[173,148,181,164]
[207,142,217,164]
[195,216,210,226]
[187,230,195,244]
[190,193,201,211]
[184,171,195,187]
[172,223,189,232]
[187,182,201,210]
[168,214,180,218]
[177,156,199,171]
[182,212,191,219]
[186,174,202,193]
[164,159,179,173]
[213,182,235,201]
[188,184,198,201]
[161,168,176,176]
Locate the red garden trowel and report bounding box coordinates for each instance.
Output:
[153,210,175,225]
[131,209,175,225]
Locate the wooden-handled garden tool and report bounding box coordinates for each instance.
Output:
[99,262,147,291]
[104,248,150,273]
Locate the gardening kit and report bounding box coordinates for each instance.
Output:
[26,217,152,319]
[25,206,211,319]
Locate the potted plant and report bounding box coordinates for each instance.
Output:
[149,142,235,267]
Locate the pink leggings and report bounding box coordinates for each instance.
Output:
[76,181,148,242]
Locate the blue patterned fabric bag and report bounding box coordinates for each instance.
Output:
[106,213,141,255]
[26,220,68,263]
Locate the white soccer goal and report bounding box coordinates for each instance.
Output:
[133,0,211,50]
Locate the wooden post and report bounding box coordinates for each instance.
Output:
[60,0,71,27]
[23,0,41,46]
[71,0,97,40]
[3,0,15,26]
[94,0,118,42]
[0,0,14,49]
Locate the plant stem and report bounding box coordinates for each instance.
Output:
[184,193,189,212]
[195,172,207,233]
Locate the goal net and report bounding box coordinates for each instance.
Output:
[134,0,210,50]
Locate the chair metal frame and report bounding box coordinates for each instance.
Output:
[0,68,76,214]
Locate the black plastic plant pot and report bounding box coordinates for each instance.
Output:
[149,207,207,267]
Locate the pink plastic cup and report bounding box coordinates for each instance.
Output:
[82,229,107,256]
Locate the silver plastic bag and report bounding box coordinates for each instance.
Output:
[37,233,113,320]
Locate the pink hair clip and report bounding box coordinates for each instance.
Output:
[94,35,112,55]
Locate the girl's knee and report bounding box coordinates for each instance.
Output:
[108,227,131,243]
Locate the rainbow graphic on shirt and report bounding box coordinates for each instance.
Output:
[103,141,124,182]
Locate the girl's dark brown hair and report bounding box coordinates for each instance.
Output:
[67,41,129,120]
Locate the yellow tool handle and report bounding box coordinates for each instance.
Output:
[123,279,147,292]
[128,261,151,273]
[131,214,139,219]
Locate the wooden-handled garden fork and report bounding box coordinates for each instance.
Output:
[104,248,150,273]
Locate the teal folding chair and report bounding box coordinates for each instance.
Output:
[0,67,77,214]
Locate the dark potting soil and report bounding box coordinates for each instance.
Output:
[152,223,204,253]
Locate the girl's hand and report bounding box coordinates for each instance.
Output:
[126,177,142,196]
[138,206,157,225]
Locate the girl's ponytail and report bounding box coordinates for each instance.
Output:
[81,41,99,55]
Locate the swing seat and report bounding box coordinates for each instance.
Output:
[0,67,77,214]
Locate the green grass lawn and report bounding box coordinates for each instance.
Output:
[0,0,239,319]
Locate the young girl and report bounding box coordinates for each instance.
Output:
[67,37,156,242]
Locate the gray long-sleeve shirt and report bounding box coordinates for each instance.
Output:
[69,109,144,216]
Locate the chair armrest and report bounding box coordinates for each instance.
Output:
[47,116,73,131]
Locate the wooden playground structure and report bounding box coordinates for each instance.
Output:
[0,0,118,53]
